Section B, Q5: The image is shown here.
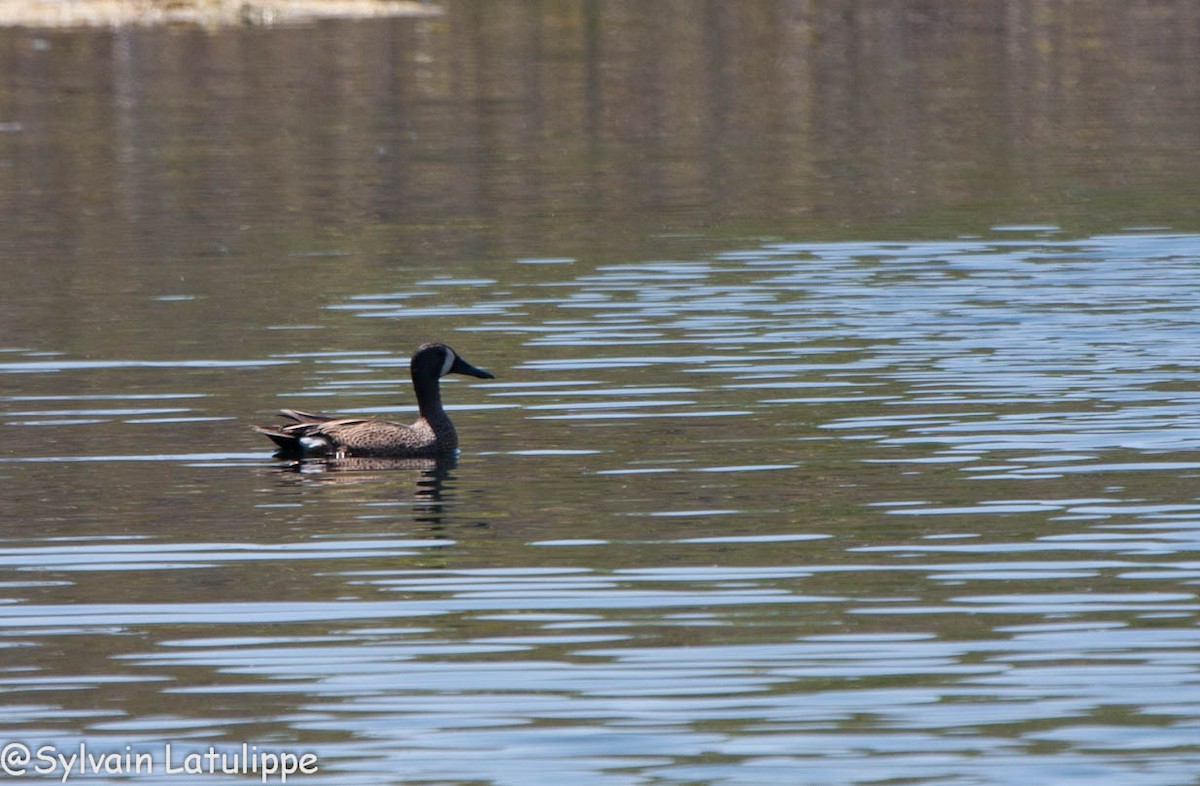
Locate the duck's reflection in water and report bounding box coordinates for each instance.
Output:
[267,453,459,530]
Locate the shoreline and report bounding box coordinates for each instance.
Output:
[0,0,439,28]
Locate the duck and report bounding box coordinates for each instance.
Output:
[254,342,494,458]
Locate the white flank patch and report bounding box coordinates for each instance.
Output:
[300,435,330,451]
[440,347,457,376]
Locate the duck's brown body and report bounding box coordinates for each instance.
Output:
[254,343,493,459]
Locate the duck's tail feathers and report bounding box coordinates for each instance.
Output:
[252,424,303,453]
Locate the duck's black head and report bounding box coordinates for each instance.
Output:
[411,342,494,381]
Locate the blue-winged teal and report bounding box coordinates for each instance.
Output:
[254,342,494,458]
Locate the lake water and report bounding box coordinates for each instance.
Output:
[3,2,1200,784]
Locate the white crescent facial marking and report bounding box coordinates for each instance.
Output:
[440,348,456,377]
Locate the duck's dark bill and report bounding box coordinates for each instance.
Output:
[451,355,494,379]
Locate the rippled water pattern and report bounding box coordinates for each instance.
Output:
[3,231,1200,783]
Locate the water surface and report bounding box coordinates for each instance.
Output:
[2,3,1200,784]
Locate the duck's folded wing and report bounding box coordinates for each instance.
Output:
[295,419,376,455]
[253,417,370,454]
[255,416,413,457]
[310,418,375,434]
[279,408,334,424]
